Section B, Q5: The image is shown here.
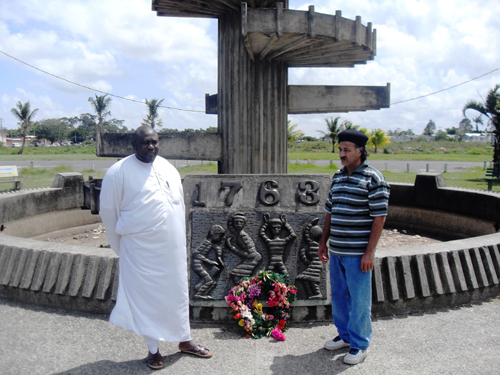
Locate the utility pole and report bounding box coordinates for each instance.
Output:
[0,118,3,144]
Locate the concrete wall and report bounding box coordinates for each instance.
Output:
[0,172,499,319]
[98,132,222,161]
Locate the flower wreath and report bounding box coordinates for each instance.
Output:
[225,270,298,341]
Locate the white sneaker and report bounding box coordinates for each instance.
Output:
[343,348,368,365]
[324,336,350,351]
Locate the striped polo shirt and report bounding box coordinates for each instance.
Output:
[324,162,390,257]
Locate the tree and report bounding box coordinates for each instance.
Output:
[445,127,458,135]
[317,117,341,152]
[458,118,473,134]
[317,117,355,152]
[103,118,127,133]
[339,121,358,132]
[10,101,39,154]
[33,118,69,143]
[422,120,436,136]
[471,115,484,132]
[434,130,449,141]
[368,129,391,153]
[88,94,112,146]
[463,84,500,168]
[303,136,318,142]
[287,120,304,142]
[142,98,164,129]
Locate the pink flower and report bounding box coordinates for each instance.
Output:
[290,289,297,294]
[271,328,286,341]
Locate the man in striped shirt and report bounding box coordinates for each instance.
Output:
[318,129,390,365]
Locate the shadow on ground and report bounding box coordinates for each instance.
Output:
[53,353,183,375]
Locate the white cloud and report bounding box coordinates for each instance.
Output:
[0,0,499,137]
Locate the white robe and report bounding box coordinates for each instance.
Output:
[99,155,191,342]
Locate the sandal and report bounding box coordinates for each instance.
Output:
[147,350,164,370]
[180,345,213,358]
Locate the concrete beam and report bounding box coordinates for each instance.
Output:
[205,83,391,115]
[99,132,222,161]
[288,84,390,114]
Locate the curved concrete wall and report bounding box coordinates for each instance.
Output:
[0,172,499,319]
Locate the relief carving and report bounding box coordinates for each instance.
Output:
[295,217,324,299]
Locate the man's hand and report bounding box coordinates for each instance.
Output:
[318,243,329,263]
[360,250,374,272]
[318,212,331,263]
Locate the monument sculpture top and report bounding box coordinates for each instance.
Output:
[99,1,390,174]
[152,1,376,67]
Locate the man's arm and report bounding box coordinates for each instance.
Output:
[360,215,386,272]
[99,170,122,255]
[318,212,331,263]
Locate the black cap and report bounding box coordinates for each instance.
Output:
[338,129,368,147]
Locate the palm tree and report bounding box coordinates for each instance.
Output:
[10,101,39,154]
[423,120,436,136]
[287,120,304,142]
[142,98,164,129]
[463,85,500,168]
[471,115,484,132]
[368,129,391,153]
[339,121,358,132]
[88,94,112,147]
[317,117,353,152]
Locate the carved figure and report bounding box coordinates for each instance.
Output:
[260,213,297,275]
[295,218,324,299]
[192,225,226,299]
[226,212,262,285]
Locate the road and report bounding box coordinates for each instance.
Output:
[0,159,490,173]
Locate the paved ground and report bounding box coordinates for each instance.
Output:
[1,297,499,375]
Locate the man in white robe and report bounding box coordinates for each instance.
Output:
[99,125,212,370]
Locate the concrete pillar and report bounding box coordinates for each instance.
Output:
[218,12,288,174]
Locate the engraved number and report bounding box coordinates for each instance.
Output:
[298,180,320,205]
[194,182,206,207]
[221,181,242,206]
[259,180,280,206]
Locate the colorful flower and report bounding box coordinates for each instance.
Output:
[271,328,286,341]
[225,270,297,341]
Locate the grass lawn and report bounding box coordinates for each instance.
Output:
[3,162,496,192]
[0,140,497,191]
[176,163,497,191]
[0,166,106,191]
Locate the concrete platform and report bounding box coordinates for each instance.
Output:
[1,297,500,375]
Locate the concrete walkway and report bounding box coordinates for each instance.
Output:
[1,297,499,375]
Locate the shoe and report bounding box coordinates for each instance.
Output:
[343,348,368,365]
[324,336,350,351]
[146,351,164,370]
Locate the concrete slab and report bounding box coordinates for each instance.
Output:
[1,297,499,375]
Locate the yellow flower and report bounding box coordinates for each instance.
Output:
[238,319,245,327]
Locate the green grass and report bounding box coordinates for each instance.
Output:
[0,139,496,191]
[1,163,497,192]
[288,139,494,161]
[0,144,117,161]
[0,166,106,191]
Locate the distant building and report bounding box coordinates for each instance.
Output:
[462,133,492,143]
[5,135,37,147]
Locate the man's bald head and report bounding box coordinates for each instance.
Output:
[133,125,158,143]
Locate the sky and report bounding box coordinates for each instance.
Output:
[1,0,499,137]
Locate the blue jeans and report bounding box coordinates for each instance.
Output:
[329,255,372,350]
